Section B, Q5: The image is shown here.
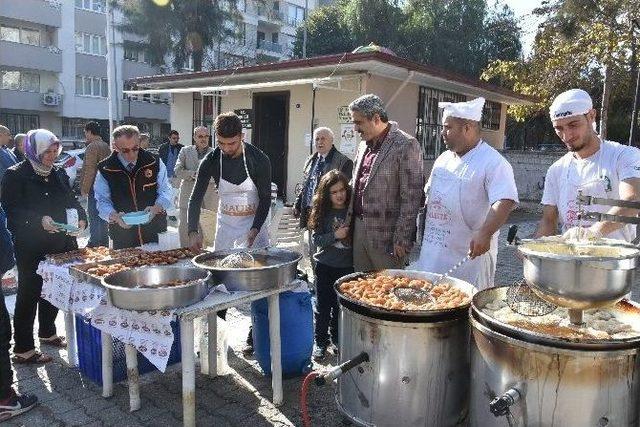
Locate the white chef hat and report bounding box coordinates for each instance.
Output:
[439,97,485,122]
[549,89,593,120]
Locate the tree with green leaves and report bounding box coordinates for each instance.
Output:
[292,3,354,57]
[115,0,240,72]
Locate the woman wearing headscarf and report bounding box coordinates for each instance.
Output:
[0,129,86,364]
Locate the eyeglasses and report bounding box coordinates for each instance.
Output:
[118,146,140,154]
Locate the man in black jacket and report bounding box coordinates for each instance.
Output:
[294,127,353,229]
[159,130,183,221]
[94,125,173,249]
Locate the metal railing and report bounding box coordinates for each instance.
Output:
[255,6,286,23]
[257,39,283,53]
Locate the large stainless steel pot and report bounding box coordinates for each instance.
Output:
[102,266,210,310]
[517,240,640,309]
[192,247,301,291]
[470,287,640,426]
[335,270,476,427]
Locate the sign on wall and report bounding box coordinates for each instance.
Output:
[340,124,359,156]
[234,109,252,129]
[338,106,351,124]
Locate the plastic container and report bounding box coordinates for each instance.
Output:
[121,211,151,226]
[250,290,313,376]
[75,315,181,385]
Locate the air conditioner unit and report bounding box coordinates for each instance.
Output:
[42,93,61,106]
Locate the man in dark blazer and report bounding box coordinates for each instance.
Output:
[294,127,353,228]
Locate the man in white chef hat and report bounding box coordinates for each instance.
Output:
[535,89,640,242]
[414,97,518,289]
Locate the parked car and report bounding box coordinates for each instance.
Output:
[55,148,85,189]
[59,139,85,150]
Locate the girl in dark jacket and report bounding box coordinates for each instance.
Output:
[0,129,86,364]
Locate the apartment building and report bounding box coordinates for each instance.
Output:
[0,0,316,142]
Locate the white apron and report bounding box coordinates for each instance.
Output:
[213,144,270,250]
[558,141,631,242]
[414,152,495,290]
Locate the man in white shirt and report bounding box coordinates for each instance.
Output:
[414,97,518,289]
[535,89,640,241]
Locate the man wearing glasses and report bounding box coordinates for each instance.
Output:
[93,125,173,249]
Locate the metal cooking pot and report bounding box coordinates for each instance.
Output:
[102,266,210,310]
[518,240,640,309]
[192,247,301,291]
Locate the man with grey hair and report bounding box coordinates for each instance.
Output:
[0,126,18,190]
[174,126,218,247]
[12,134,26,162]
[348,94,424,271]
[294,126,353,228]
[94,125,173,249]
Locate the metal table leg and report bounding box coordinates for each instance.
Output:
[207,312,218,377]
[101,331,113,398]
[267,294,283,406]
[124,344,141,411]
[180,317,196,427]
[63,311,77,366]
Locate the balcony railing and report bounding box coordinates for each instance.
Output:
[255,6,286,23]
[257,39,283,54]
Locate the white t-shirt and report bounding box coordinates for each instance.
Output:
[542,139,640,241]
[426,141,520,232]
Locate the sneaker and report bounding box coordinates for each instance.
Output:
[313,345,327,359]
[0,391,38,422]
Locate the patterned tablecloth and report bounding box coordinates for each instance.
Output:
[38,261,177,371]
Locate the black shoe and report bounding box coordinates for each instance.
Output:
[168,215,177,221]
[0,391,38,422]
[313,345,327,359]
[242,344,254,356]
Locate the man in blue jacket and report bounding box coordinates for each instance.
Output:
[0,206,38,421]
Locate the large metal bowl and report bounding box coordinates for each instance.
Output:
[102,266,210,310]
[518,241,640,309]
[192,247,302,291]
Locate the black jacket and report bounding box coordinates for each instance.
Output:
[294,146,353,228]
[0,161,85,256]
[159,142,184,169]
[97,149,167,249]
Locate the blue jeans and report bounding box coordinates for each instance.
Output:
[87,189,108,248]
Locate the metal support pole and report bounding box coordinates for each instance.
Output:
[309,84,316,155]
[631,19,640,147]
[124,344,141,411]
[268,294,283,405]
[101,332,113,398]
[105,1,115,137]
[207,312,218,376]
[180,318,196,427]
[63,311,77,366]
[302,0,308,58]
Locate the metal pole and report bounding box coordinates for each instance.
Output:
[630,19,640,147]
[309,84,316,155]
[124,344,141,411]
[268,294,283,405]
[302,0,308,58]
[101,332,113,398]
[106,0,115,139]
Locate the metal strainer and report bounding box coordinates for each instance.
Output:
[506,279,557,316]
[218,251,255,268]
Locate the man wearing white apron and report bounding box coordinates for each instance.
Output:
[536,89,640,241]
[187,111,272,354]
[414,97,519,290]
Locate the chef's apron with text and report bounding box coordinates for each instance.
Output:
[213,144,270,250]
[414,158,495,289]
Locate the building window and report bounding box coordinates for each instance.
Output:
[0,112,39,134]
[221,53,245,68]
[123,46,150,63]
[0,70,40,92]
[287,4,305,26]
[0,26,41,46]
[75,32,106,56]
[272,33,278,43]
[416,86,466,160]
[76,75,108,97]
[75,0,106,13]
[62,118,92,139]
[482,101,501,131]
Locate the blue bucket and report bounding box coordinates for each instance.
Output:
[251,290,313,377]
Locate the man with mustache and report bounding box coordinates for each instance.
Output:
[535,89,640,241]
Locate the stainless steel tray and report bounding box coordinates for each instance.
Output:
[192,247,302,291]
[102,266,211,310]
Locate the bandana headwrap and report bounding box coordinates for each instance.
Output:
[24,129,61,177]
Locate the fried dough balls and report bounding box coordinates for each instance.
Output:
[339,274,470,311]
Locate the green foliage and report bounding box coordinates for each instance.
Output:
[292,3,354,57]
[115,0,240,72]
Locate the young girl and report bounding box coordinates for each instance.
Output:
[308,170,353,359]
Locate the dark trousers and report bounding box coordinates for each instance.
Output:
[87,189,108,248]
[314,262,353,348]
[13,253,57,353]
[0,285,12,399]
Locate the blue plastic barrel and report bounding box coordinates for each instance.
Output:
[251,290,313,376]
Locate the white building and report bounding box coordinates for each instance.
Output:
[0,0,315,141]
